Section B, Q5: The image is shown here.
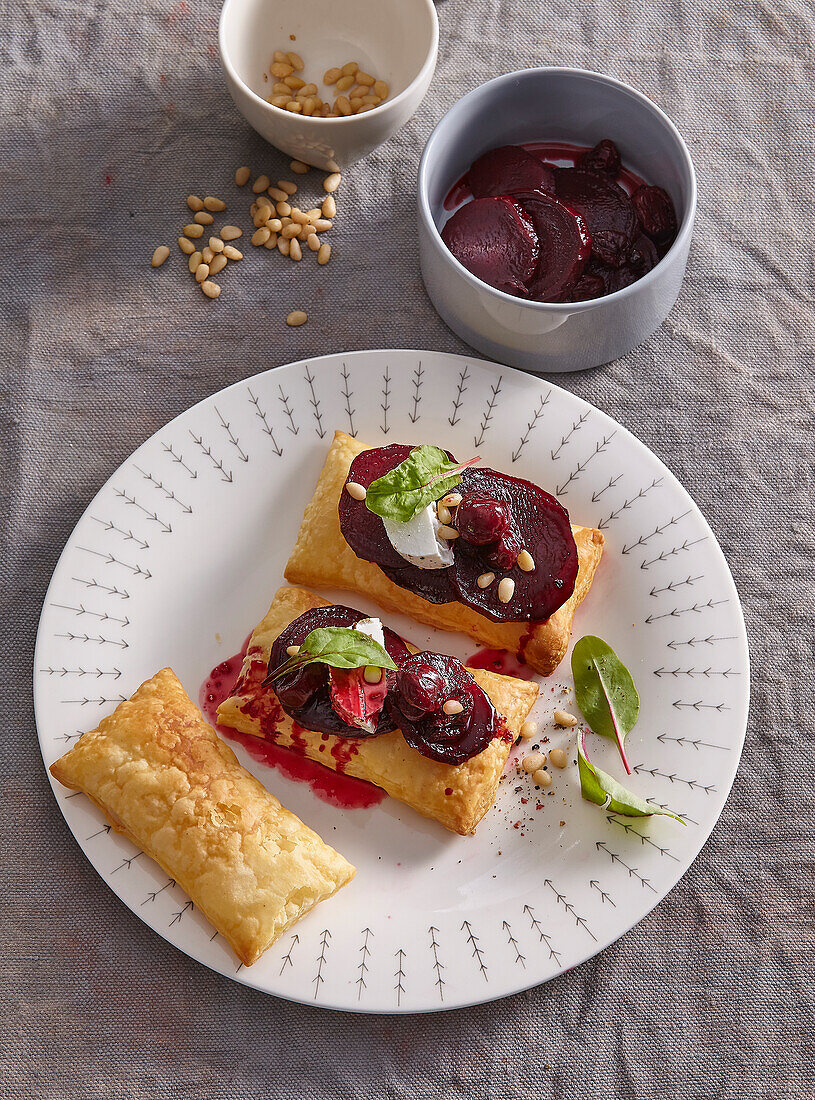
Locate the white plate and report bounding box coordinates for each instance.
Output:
[34,350,749,1013]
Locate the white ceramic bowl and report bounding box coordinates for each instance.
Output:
[219,0,438,171]
[418,68,697,373]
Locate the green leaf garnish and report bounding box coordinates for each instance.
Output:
[577,733,684,822]
[571,635,639,774]
[364,445,480,522]
[263,626,397,687]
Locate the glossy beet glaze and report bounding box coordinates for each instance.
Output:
[441,139,679,303]
[267,605,411,737]
[386,652,499,765]
[339,445,578,623]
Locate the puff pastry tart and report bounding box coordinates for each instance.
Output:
[50,668,355,966]
[217,586,539,835]
[284,431,604,676]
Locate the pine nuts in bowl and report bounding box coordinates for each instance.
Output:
[219,0,439,171]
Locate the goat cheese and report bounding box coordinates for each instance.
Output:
[382,504,455,570]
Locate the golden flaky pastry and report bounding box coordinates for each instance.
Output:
[50,668,355,966]
[284,430,604,676]
[217,586,539,835]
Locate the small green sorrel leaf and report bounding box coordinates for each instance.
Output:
[263,626,397,687]
[577,733,684,822]
[364,445,479,522]
[571,635,639,774]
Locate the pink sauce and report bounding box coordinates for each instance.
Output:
[199,638,385,810]
[443,140,647,212]
[466,647,539,681]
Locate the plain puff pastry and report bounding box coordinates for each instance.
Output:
[284,430,604,676]
[50,668,355,966]
[217,586,540,835]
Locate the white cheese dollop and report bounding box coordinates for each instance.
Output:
[382,504,455,570]
[354,616,385,647]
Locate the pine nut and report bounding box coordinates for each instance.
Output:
[302,97,318,115]
[186,194,204,211]
[373,80,389,99]
[289,237,302,261]
[268,186,288,202]
[533,769,552,787]
[202,246,214,264]
[307,233,320,251]
[517,549,535,572]
[554,709,578,727]
[223,245,243,260]
[252,175,270,193]
[363,665,382,685]
[522,752,547,773]
[270,94,290,108]
[290,160,310,173]
[286,309,307,326]
[284,75,305,90]
[201,280,221,299]
[323,67,341,84]
[335,96,352,115]
[195,263,210,284]
[299,82,317,96]
[442,699,463,716]
[520,720,538,740]
[498,577,516,603]
[194,210,214,225]
[341,61,359,76]
[345,481,366,500]
[287,51,304,71]
[313,218,332,232]
[356,71,375,86]
[437,503,451,524]
[550,747,570,769]
[277,201,292,217]
[273,51,288,64]
[209,237,224,253]
[277,179,297,195]
[183,223,204,238]
[252,226,271,246]
[317,242,331,265]
[178,236,195,255]
[188,251,203,273]
[361,94,379,105]
[209,253,227,275]
[253,210,270,228]
[291,208,310,224]
[220,226,242,240]
[285,100,303,113]
[267,218,283,232]
[235,165,251,186]
[334,75,354,93]
[477,571,495,589]
[323,171,341,193]
[265,233,278,249]
[286,644,301,656]
[270,62,293,78]
[151,245,169,267]
[357,103,377,113]
[281,223,300,239]
[350,97,363,111]
[322,194,336,218]
[277,237,290,256]
[204,196,226,212]
[437,524,459,540]
[305,208,322,221]
[272,82,290,95]
[442,492,462,507]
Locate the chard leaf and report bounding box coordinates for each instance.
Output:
[578,733,684,822]
[364,445,479,522]
[571,635,639,774]
[263,626,397,687]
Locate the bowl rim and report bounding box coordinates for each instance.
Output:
[417,66,698,313]
[218,0,439,126]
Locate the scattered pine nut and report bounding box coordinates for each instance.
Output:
[270,94,290,108]
[286,309,307,326]
[186,194,204,211]
[477,571,495,589]
[201,246,214,264]
[498,577,516,603]
[223,245,243,260]
[235,165,251,186]
[317,242,331,265]
[277,237,290,256]
[209,236,224,253]
[277,179,298,195]
[437,502,451,525]
[323,67,341,84]
[201,280,221,299]
[335,95,352,116]
[533,769,552,787]
[437,524,459,540]
[312,218,332,232]
[276,201,292,217]
[442,699,463,716]
[356,71,375,86]
[268,186,288,202]
[287,51,304,71]
[290,160,310,173]
[252,174,271,193]
[554,709,578,727]
[209,253,227,275]
[345,481,367,500]
[341,61,359,76]
[195,263,210,284]
[522,752,547,773]
[281,223,301,239]
[188,250,203,273]
[517,549,535,572]
[286,644,301,656]
[442,492,462,507]
[291,208,310,225]
[307,233,320,251]
[271,61,293,78]
[373,80,389,99]
[265,233,279,249]
[183,223,204,238]
[336,75,355,92]
[363,666,382,684]
[520,720,538,740]
[252,226,271,246]
[178,236,195,255]
[285,100,303,113]
[322,194,336,218]
[204,196,226,212]
[151,245,169,267]
[194,210,214,225]
[549,747,569,769]
[220,226,242,240]
[289,237,303,261]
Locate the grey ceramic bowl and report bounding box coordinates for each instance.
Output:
[417,68,697,372]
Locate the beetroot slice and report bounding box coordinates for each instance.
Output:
[339,444,458,605]
[450,468,578,623]
[268,604,411,737]
[632,184,678,246]
[441,196,539,296]
[578,139,621,177]
[513,190,593,302]
[553,167,638,268]
[468,145,556,198]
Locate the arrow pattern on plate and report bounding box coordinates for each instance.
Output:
[632,763,718,794]
[428,925,445,1002]
[640,537,707,570]
[473,375,502,448]
[355,927,373,999]
[279,933,299,975]
[543,879,597,941]
[512,390,551,462]
[380,365,391,435]
[502,920,526,967]
[448,363,469,427]
[77,548,151,578]
[215,406,249,463]
[621,511,691,554]
[132,467,193,513]
[605,814,680,861]
[523,905,562,966]
[303,366,325,439]
[393,948,407,1006]
[461,920,488,982]
[277,385,299,435]
[188,430,233,483]
[595,842,656,892]
[313,928,331,999]
[549,409,588,461]
[113,489,172,533]
[340,363,357,437]
[247,388,283,456]
[51,603,130,626]
[409,360,424,424]
[597,478,663,529]
[90,517,149,550]
[161,442,198,479]
[556,433,616,496]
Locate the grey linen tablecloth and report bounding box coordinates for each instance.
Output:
[2,0,812,1096]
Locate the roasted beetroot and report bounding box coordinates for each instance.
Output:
[578,139,621,177]
[468,144,556,198]
[441,196,539,295]
[632,185,678,245]
[553,167,638,267]
[513,189,593,301]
